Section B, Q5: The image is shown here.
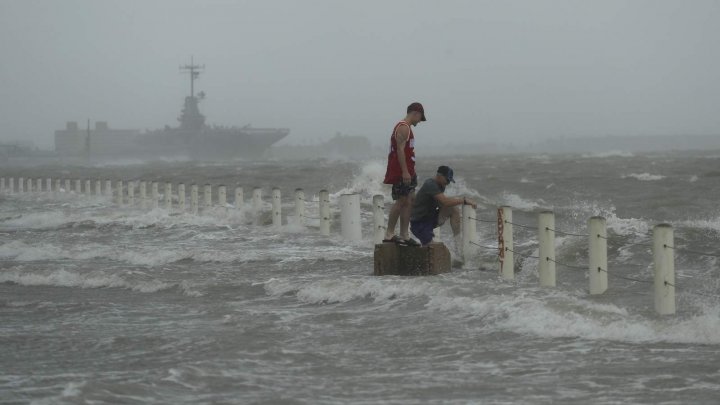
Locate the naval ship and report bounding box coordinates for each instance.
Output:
[55,59,290,160]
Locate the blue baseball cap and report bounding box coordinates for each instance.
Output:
[437,165,455,183]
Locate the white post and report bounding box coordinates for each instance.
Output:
[104,180,112,197]
[164,182,172,211]
[319,189,330,236]
[372,194,385,244]
[47,178,52,193]
[139,181,147,209]
[272,188,282,227]
[203,184,212,209]
[190,184,199,215]
[340,193,362,242]
[177,183,186,211]
[73,179,80,194]
[252,187,263,212]
[18,177,24,193]
[538,211,556,287]
[653,224,676,315]
[218,185,227,213]
[54,179,60,193]
[116,181,123,205]
[127,181,135,206]
[36,178,43,192]
[235,187,244,209]
[84,180,91,195]
[462,204,478,264]
[295,188,306,226]
[500,206,514,280]
[151,181,159,209]
[9,178,14,193]
[65,179,72,193]
[0,177,4,192]
[95,180,102,196]
[26,178,32,193]
[588,216,608,295]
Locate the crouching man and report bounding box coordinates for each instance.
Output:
[410,166,477,250]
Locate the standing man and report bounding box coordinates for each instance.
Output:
[410,165,477,248]
[382,102,426,246]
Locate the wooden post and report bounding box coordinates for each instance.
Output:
[272,188,282,227]
[500,206,514,280]
[218,185,227,213]
[190,184,199,215]
[127,181,135,206]
[116,181,123,205]
[177,183,186,211]
[372,194,385,244]
[151,182,159,209]
[319,189,330,236]
[235,187,244,209]
[462,204,478,264]
[538,211,556,287]
[295,188,306,226]
[204,184,212,209]
[164,182,172,211]
[252,187,263,212]
[139,181,147,208]
[653,224,676,315]
[588,216,608,295]
[84,179,91,196]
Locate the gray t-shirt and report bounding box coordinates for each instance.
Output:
[411,178,445,221]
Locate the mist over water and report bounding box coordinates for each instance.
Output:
[2,152,720,404]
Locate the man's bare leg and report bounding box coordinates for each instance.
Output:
[398,194,413,240]
[384,200,402,240]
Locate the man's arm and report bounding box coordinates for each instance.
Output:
[394,125,411,184]
[434,193,478,209]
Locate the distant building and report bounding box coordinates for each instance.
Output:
[54,121,140,156]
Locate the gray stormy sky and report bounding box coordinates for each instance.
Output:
[1,0,719,149]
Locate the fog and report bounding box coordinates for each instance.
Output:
[1,0,719,150]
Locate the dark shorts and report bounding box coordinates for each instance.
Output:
[391,175,418,200]
[410,212,439,246]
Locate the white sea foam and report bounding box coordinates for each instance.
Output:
[0,268,175,293]
[502,192,544,210]
[689,175,699,182]
[622,173,666,181]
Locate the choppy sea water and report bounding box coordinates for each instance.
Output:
[1,152,720,404]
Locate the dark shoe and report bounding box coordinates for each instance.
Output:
[382,235,402,243]
[399,238,421,247]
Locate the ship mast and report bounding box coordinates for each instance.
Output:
[180,56,204,98]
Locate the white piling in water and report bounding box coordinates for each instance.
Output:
[653,224,676,315]
[462,204,478,264]
[104,180,112,197]
[538,211,556,287]
[235,187,243,209]
[8,178,14,193]
[84,180,91,195]
[139,181,147,209]
[0,177,4,192]
[252,188,263,212]
[116,181,123,205]
[47,178,52,193]
[272,188,282,227]
[295,188,306,226]
[18,177,24,193]
[588,216,608,295]
[190,184,199,215]
[36,178,43,192]
[340,193,362,242]
[65,179,71,193]
[218,185,227,213]
[164,182,172,211]
[151,182,159,209]
[26,178,32,193]
[54,179,60,193]
[73,179,80,194]
[372,194,385,244]
[178,183,185,211]
[500,206,514,280]
[319,189,330,236]
[128,181,135,206]
[95,180,101,196]
[203,184,212,209]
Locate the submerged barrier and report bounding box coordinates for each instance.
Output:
[3,174,718,315]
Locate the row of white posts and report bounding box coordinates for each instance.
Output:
[0,177,674,314]
[491,206,676,315]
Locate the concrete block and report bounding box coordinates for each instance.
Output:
[374,242,452,276]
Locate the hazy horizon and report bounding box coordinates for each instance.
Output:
[2,0,719,149]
